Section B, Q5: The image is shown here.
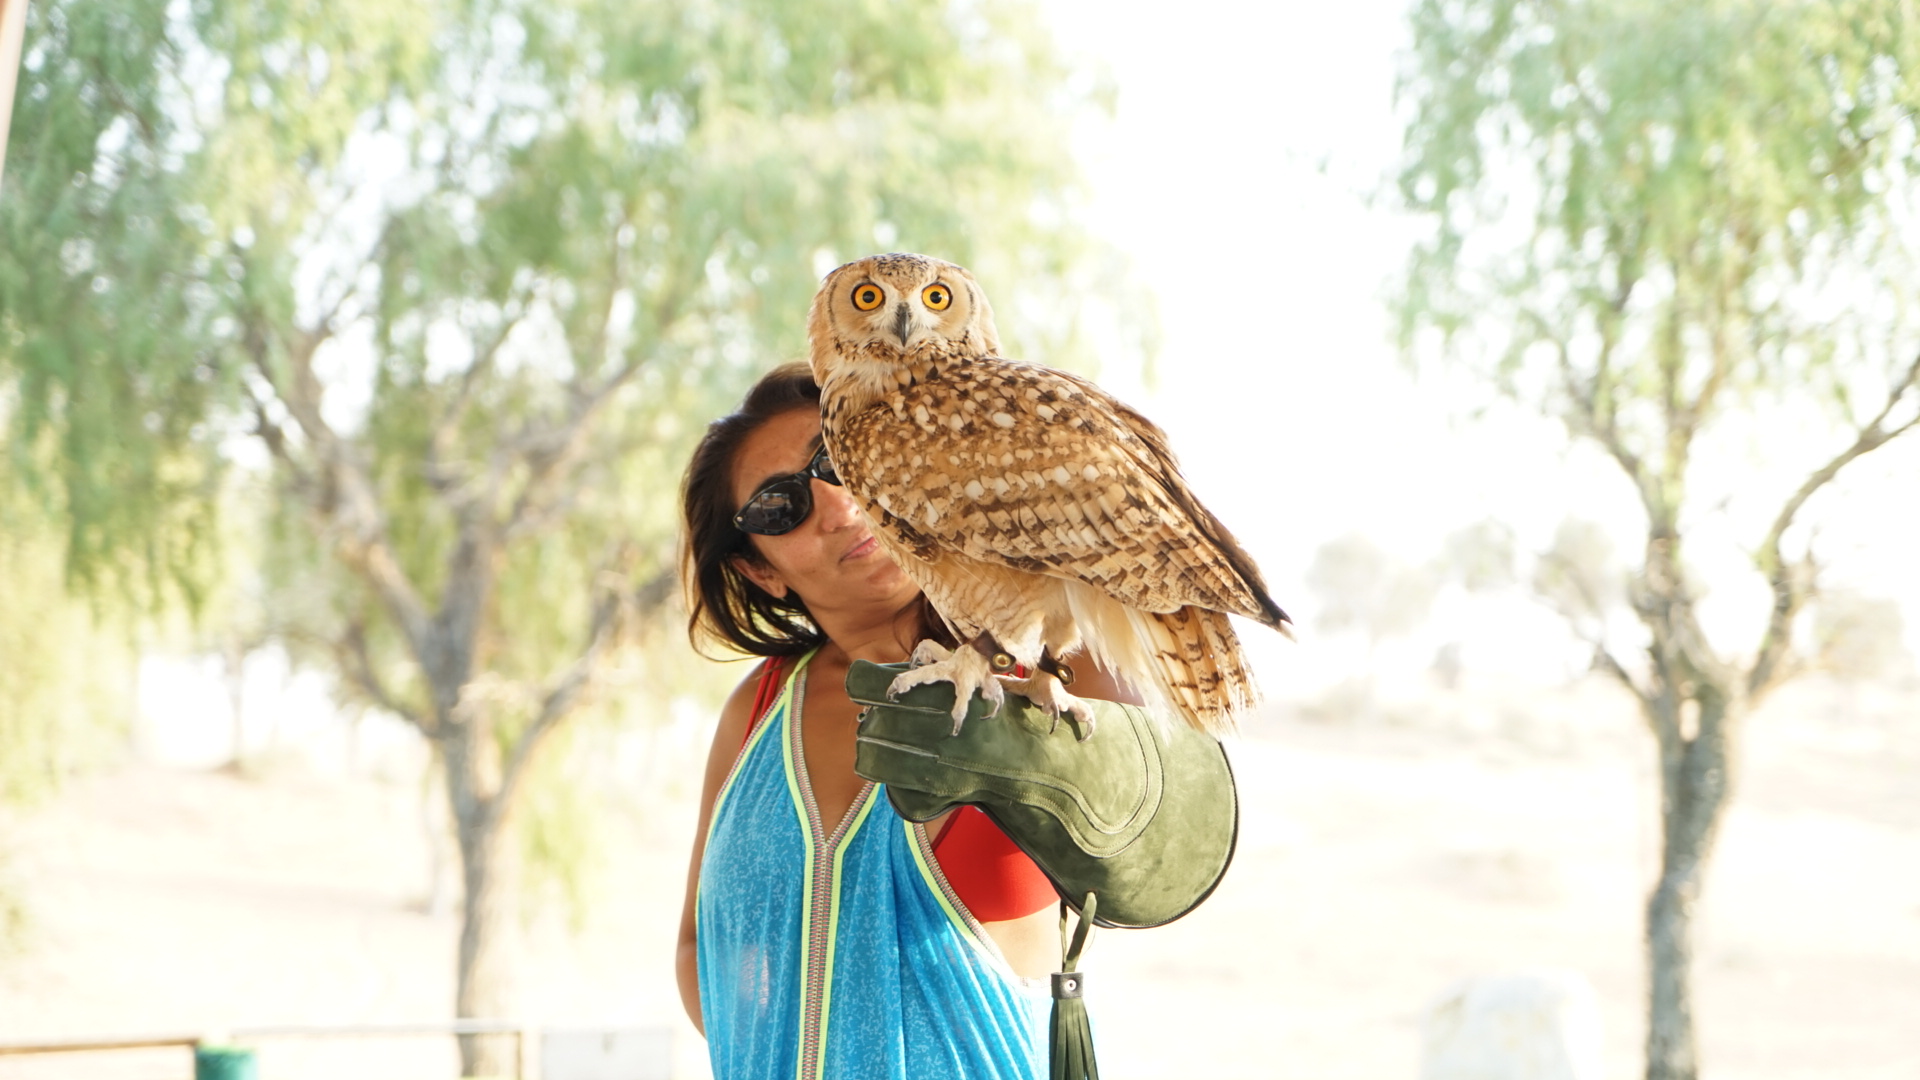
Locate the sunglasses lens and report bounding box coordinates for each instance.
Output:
[735,480,810,535]
[812,447,841,486]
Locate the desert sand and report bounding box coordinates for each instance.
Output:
[1,673,1915,1079]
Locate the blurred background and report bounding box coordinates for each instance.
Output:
[2,0,1917,1078]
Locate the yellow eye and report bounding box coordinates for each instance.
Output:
[851,282,885,311]
[921,283,953,311]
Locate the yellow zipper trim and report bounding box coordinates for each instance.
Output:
[905,818,1025,984]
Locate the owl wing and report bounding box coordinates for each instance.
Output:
[832,358,1288,628]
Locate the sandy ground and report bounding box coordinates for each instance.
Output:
[1,674,1915,1080]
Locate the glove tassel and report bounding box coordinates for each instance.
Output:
[1050,891,1100,1080]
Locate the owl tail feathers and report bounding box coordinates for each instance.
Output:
[1141,605,1259,737]
[1061,583,1260,736]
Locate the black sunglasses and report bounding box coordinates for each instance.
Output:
[733,444,843,536]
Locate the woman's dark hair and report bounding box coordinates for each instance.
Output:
[682,362,958,660]
[681,362,829,658]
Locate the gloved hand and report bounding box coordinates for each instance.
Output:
[845,659,1238,932]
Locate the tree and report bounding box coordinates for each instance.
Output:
[1398,2,1920,1077]
[1,0,1102,1071]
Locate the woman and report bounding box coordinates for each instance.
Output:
[675,363,1136,1079]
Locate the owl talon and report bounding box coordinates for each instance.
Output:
[1004,674,1098,741]
[908,639,953,668]
[888,645,1005,732]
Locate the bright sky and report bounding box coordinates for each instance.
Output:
[1032,0,1920,693]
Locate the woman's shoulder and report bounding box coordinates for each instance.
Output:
[708,662,767,757]
[713,655,797,756]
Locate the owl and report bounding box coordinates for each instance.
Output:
[808,252,1291,736]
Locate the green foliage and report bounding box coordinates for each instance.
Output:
[0,453,133,807]
[0,0,228,608]
[2,0,1105,930]
[1398,0,1920,451]
[2,0,1100,636]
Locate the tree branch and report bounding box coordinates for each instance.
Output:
[1529,311,1657,508]
[493,558,664,809]
[1591,643,1654,712]
[1680,298,1737,446]
[231,246,437,668]
[584,217,631,377]
[1749,349,1920,697]
[239,377,317,496]
[426,301,530,496]
[499,352,653,540]
[298,272,362,366]
[333,618,432,737]
[487,225,674,535]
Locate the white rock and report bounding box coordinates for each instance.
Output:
[1420,969,1603,1080]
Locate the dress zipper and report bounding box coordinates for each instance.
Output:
[788,671,873,1080]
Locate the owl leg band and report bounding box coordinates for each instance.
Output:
[964,637,1076,685]
[1004,674,1098,740]
[1028,648,1092,736]
[968,633,1019,674]
[1036,651,1076,687]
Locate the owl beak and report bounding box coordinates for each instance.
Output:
[893,303,913,346]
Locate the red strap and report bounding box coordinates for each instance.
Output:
[741,655,791,751]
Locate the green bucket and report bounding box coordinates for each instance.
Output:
[194,1045,258,1080]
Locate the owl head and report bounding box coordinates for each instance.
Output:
[807,253,1001,400]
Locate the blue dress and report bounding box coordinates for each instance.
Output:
[696,656,1049,1080]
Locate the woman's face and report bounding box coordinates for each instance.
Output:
[729,407,918,617]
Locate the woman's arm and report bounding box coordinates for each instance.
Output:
[1061,658,1145,708]
[675,670,762,1035]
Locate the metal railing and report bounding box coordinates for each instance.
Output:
[0,1020,669,1080]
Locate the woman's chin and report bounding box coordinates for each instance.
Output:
[855,564,916,604]
[869,565,915,597]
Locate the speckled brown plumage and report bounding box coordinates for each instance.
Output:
[808,252,1290,733]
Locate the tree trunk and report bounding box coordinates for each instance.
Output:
[445,720,521,1078]
[0,0,27,186]
[1643,693,1736,1080]
[1645,868,1698,1079]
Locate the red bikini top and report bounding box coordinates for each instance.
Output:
[743,656,1055,923]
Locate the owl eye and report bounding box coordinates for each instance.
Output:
[851,283,885,311]
[921,283,953,311]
